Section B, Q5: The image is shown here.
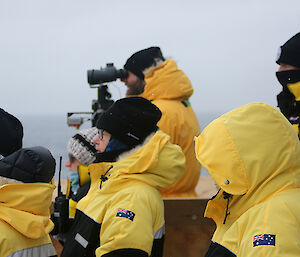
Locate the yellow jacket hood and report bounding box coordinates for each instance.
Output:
[0,183,55,239]
[133,59,200,197]
[140,59,194,101]
[89,130,185,193]
[195,103,300,233]
[195,102,300,196]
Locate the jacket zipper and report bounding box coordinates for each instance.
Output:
[100,165,113,189]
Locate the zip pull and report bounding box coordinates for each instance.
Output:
[100,175,108,182]
[100,165,113,189]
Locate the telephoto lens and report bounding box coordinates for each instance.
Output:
[87,63,128,85]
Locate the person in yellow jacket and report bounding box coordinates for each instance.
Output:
[61,97,185,257]
[51,128,98,244]
[276,32,300,138]
[194,102,300,257]
[0,107,57,257]
[121,47,201,197]
[65,127,98,219]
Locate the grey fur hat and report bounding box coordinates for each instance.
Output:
[67,127,98,165]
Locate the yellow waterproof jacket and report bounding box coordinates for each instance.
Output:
[76,130,185,256]
[0,183,57,257]
[195,103,300,257]
[139,59,201,197]
[67,165,91,219]
[287,81,300,137]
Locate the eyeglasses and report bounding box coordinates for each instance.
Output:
[98,129,104,140]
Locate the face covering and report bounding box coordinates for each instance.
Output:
[104,136,130,153]
[276,70,300,121]
[94,136,130,163]
[68,171,80,193]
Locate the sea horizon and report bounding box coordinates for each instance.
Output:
[19,112,223,179]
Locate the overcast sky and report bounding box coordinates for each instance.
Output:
[1,0,300,116]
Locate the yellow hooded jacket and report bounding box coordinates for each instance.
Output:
[139,59,201,197]
[195,103,300,257]
[67,165,91,219]
[0,183,57,257]
[61,130,185,257]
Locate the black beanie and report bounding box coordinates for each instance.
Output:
[96,97,162,148]
[0,109,23,157]
[276,32,300,68]
[124,47,165,80]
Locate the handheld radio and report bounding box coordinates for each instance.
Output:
[53,156,69,234]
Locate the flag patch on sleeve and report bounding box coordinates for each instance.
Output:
[116,208,135,221]
[253,234,275,247]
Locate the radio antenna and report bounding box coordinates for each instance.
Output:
[58,156,62,197]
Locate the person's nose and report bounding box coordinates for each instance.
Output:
[65,160,71,167]
[93,135,100,145]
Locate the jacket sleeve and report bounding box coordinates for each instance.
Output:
[238,231,278,257]
[235,196,300,257]
[96,189,163,257]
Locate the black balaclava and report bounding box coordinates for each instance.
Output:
[276,32,300,124]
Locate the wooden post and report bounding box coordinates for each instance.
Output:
[163,198,216,257]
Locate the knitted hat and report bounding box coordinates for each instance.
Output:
[0,108,23,157]
[67,127,98,165]
[96,97,162,148]
[276,32,300,68]
[124,46,165,80]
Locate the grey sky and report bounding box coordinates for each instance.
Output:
[1,0,300,116]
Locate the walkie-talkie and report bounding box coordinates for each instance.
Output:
[53,156,69,234]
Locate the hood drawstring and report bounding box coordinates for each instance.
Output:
[223,192,232,224]
[100,166,113,189]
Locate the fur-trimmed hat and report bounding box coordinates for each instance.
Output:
[276,32,300,68]
[124,46,165,80]
[67,127,98,165]
[96,97,162,148]
[0,108,23,157]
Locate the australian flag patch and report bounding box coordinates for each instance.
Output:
[253,234,275,247]
[116,208,135,221]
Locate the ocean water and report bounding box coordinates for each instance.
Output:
[19,112,223,179]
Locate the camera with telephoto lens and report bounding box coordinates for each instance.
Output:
[67,63,127,128]
[87,63,128,85]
